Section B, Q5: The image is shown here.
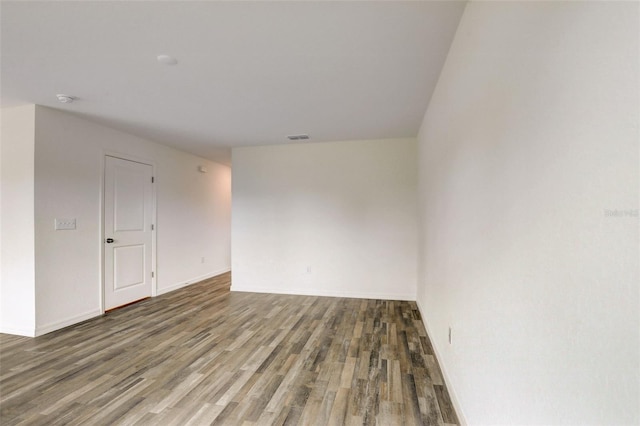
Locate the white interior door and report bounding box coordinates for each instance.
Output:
[104,156,154,310]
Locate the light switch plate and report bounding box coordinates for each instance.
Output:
[55,218,76,230]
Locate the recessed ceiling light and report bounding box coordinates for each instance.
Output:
[56,94,75,104]
[157,54,178,65]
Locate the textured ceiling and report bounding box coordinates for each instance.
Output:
[1,1,466,165]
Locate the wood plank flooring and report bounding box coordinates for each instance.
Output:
[0,273,458,425]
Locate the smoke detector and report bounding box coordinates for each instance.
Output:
[56,94,75,104]
[157,54,178,65]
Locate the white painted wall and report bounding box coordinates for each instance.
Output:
[417,2,639,424]
[232,138,417,300]
[0,106,37,336]
[29,106,230,335]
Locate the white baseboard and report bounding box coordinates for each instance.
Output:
[415,298,467,425]
[4,269,232,338]
[157,267,231,296]
[230,285,415,301]
[35,309,102,336]
[0,325,37,337]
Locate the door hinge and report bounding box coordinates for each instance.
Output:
[151,224,154,231]
[151,176,155,183]
[151,271,155,278]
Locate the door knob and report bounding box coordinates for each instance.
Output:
[106,238,114,243]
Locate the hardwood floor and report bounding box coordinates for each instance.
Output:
[0,273,459,425]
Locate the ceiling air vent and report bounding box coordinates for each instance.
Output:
[287,134,310,141]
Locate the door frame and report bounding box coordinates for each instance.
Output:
[100,151,157,314]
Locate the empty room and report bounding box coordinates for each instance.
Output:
[1,1,638,425]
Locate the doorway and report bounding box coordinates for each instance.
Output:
[103,155,155,310]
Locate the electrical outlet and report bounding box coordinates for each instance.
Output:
[448,327,452,344]
[55,218,76,230]
[201,257,205,264]
[306,266,311,274]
